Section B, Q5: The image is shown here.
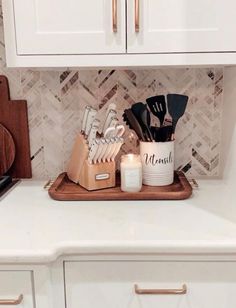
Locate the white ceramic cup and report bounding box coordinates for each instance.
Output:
[140,141,174,186]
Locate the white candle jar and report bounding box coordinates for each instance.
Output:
[120,154,142,192]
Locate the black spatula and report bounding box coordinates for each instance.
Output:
[167,94,189,140]
[131,102,154,142]
[146,95,167,127]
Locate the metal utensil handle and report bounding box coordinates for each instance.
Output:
[134,284,187,295]
[135,0,139,32]
[0,294,23,305]
[112,0,118,32]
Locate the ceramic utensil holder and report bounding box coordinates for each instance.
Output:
[67,134,116,191]
[140,141,174,186]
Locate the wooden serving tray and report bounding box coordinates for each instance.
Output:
[49,171,192,201]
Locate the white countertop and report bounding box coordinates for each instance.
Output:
[1,179,236,264]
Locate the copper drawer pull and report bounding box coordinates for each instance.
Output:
[135,284,187,295]
[135,0,140,32]
[112,0,118,32]
[0,294,23,305]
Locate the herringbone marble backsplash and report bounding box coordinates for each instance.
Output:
[0,4,223,180]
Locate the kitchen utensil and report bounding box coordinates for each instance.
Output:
[102,109,117,135]
[146,95,167,127]
[88,139,100,164]
[150,125,173,142]
[102,138,116,163]
[104,124,125,139]
[123,109,146,141]
[98,102,117,133]
[0,124,16,176]
[167,94,189,140]
[84,107,97,137]
[92,138,106,164]
[110,137,124,162]
[98,139,110,163]
[108,116,119,129]
[0,75,31,178]
[131,102,154,141]
[81,106,91,134]
[87,120,100,148]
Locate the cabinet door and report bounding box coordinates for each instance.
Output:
[65,261,236,308]
[13,0,126,55]
[0,271,34,308]
[127,0,236,53]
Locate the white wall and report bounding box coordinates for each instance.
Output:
[221,67,236,184]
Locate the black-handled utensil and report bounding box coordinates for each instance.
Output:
[131,102,154,142]
[123,109,146,142]
[150,125,173,142]
[146,95,167,127]
[167,94,189,140]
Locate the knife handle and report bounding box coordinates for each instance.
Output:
[81,106,91,133]
[111,138,124,161]
[88,124,99,149]
[85,108,97,137]
[102,139,115,163]
[88,141,99,164]
[92,139,105,164]
[98,140,109,163]
[102,109,117,135]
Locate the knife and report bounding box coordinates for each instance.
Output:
[81,106,91,135]
[110,137,124,162]
[98,103,117,134]
[102,109,117,136]
[92,138,106,164]
[85,108,97,138]
[102,138,116,163]
[87,119,100,148]
[97,138,110,163]
[88,139,100,164]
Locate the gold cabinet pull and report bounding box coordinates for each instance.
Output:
[0,294,23,305]
[135,284,187,295]
[135,0,140,32]
[112,0,118,32]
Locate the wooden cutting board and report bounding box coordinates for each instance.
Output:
[0,124,15,175]
[0,75,32,178]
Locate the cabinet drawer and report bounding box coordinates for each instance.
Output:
[0,271,34,308]
[65,261,236,308]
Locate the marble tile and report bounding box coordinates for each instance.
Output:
[0,0,223,179]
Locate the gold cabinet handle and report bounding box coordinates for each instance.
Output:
[135,0,140,32]
[112,0,118,32]
[0,294,23,305]
[135,284,187,295]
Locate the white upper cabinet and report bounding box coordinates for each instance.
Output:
[127,0,236,53]
[3,0,236,67]
[12,0,126,54]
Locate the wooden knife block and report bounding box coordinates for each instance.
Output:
[67,134,116,191]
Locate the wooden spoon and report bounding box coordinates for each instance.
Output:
[0,123,16,175]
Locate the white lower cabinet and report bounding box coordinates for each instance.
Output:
[64,261,236,308]
[0,271,34,308]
